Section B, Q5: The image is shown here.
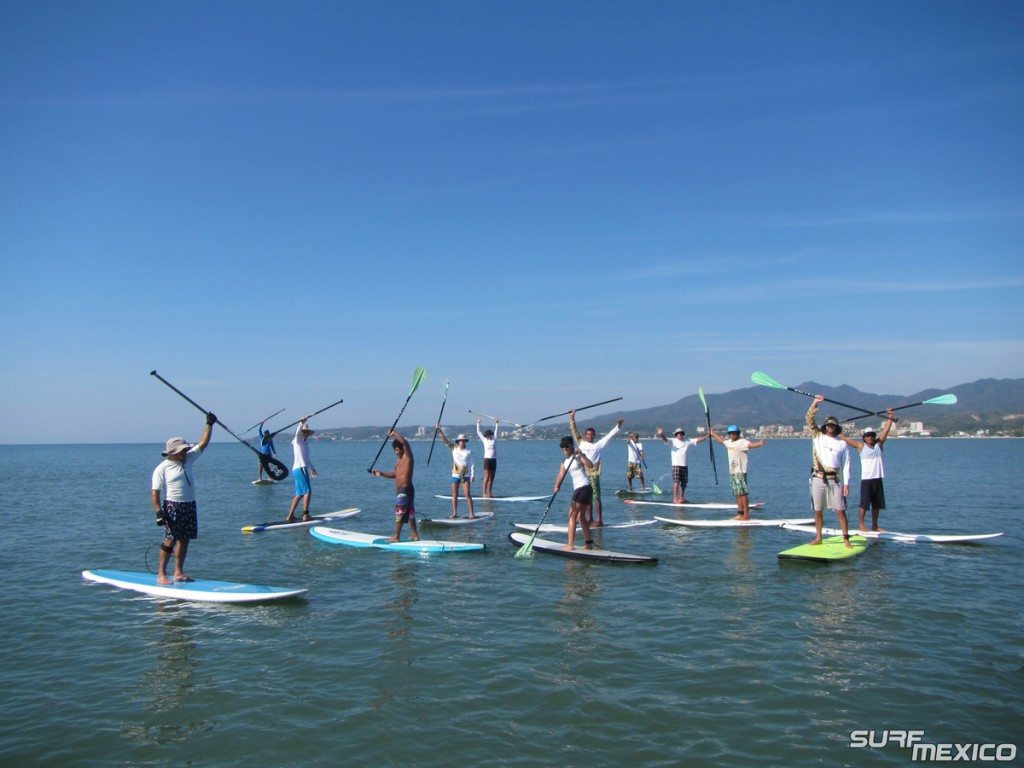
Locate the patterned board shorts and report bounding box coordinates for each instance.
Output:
[587,471,602,499]
[729,472,748,497]
[672,466,689,485]
[162,499,198,541]
[626,462,643,479]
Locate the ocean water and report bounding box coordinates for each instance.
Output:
[0,437,1021,767]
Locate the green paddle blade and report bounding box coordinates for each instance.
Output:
[514,538,536,558]
[651,481,663,495]
[698,387,709,412]
[925,394,957,405]
[410,366,427,394]
[751,371,787,389]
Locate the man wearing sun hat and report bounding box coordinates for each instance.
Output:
[150,411,216,584]
[806,395,852,547]
[285,416,318,523]
[841,408,898,532]
[655,425,710,503]
[710,424,767,520]
[437,426,476,519]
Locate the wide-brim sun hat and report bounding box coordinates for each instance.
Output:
[162,437,190,456]
[673,428,685,435]
[455,434,469,442]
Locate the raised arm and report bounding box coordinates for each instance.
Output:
[436,425,453,449]
[655,427,668,445]
[568,410,582,442]
[877,409,897,444]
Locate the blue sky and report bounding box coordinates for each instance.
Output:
[2,1,1022,444]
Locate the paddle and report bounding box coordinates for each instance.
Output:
[240,408,285,437]
[750,371,875,417]
[533,397,624,424]
[515,453,577,558]
[149,370,290,481]
[698,387,719,485]
[846,394,958,421]
[367,366,427,473]
[427,379,450,466]
[469,410,525,429]
[268,398,345,440]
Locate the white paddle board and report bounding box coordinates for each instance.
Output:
[252,478,277,485]
[424,513,495,526]
[614,487,658,497]
[655,516,815,528]
[512,520,658,534]
[82,569,307,603]
[625,500,765,510]
[242,507,360,533]
[309,526,485,553]
[780,523,1004,543]
[434,494,551,502]
[508,532,657,564]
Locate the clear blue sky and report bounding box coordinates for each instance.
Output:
[2,1,1022,444]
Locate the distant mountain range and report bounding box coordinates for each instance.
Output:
[314,377,1024,440]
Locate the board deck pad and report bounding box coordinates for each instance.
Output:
[507,532,657,564]
[309,526,485,553]
[82,569,307,603]
[242,508,360,533]
[780,523,1004,543]
[655,517,814,528]
[777,535,869,562]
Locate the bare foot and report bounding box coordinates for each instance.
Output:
[174,574,194,582]
[157,574,172,585]
[732,515,751,521]
[388,536,399,542]
[411,535,420,541]
[284,516,295,524]
[859,525,868,532]
[809,538,822,546]
[468,514,476,519]
[301,514,313,522]
[874,526,887,532]
[449,514,458,519]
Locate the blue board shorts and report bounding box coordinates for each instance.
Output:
[293,467,311,496]
[162,499,198,541]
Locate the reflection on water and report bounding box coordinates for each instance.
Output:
[369,560,420,714]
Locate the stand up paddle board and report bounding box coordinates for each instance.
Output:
[614,488,658,497]
[781,523,1004,544]
[512,520,658,534]
[252,478,277,486]
[655,516,814,528]
[242,507,360,533]
[309,526,485,554]
[424,513,495,526]
[778,535,869,562]
[82,569,307,603]
[508,532,657,564]
[433,494,551,503]
[625,500,765,510]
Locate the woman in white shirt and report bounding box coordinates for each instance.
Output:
[438,426,476,519]
[476,418,499,498]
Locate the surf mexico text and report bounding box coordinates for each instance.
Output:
[849,730,1017,762]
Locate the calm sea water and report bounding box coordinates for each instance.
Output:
[1,437,1021,767]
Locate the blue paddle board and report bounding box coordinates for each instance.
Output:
[82,569,307,603]
[309,526,485,554]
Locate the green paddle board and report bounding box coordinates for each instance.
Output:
[778,534,868,562]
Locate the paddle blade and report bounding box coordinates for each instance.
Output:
[262,455,290,481]
[410,366,427,395]
[514,538,536,558]
[925,394,957,405]
[698,387,708,412]
[651,481,663,495]
[751,371,786,389]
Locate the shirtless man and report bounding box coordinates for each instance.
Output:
[371,429,419,542]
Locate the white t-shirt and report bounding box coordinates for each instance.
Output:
[451,446,472,478]
[811,434,851,485]
[151,446,204,503]
[725,438,752,475]
[477,424,497,459]
[292,425,314,471]
[626,440,644,464]
[859,443,885,480]
[664,437,697,467]
[563,456,591,490]
[577,424,620,472]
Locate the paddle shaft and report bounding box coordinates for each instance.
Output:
[469,410,523,428]
[368,369,426,472]
[535,397,623,424]
[698,388,719,485]
[516,453,576,556]
[427,387,449,465]
[242,408,285,435]
[269,398,345,439]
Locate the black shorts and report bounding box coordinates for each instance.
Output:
[571,485,593,506]
[483,458,497,474]
[859,478,886,511]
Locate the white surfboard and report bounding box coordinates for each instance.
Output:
[433,494,551,502]
[655,516,815,528]
[507,533,657,564]
[309,526,485,553]
[512,520,658,534]
[242,508,360,533]
[252,478,277,485]
[780,523,1005,543]
[82,570,307,603]
[424,513,495,526]
[625,499,765,510]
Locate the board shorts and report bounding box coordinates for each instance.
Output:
[586,470,602,499]
[483,458,497,475]
[810,475,846,511]
[293,467,311,496]
[859,478,886,511]
[729,472,748,497]
[626,462,642,480]
[571,485,594,506]
[451,472,470,485]
[161,499,198,541]
[672,466,689,486]
[395,485,416,522]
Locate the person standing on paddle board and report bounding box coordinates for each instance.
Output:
[476,417,499,498]
[710,425,766,520]
[151,411,215,584]
[625,432,646,491]
[554,436,597,551]
[285,417,317,523]
[437,427,476,518]
[569,412,624,527]
[371,429,419,542]
[840,409,897,532]
[806,395,853,547]
[655,426,710,503]
[256,421,276,481]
